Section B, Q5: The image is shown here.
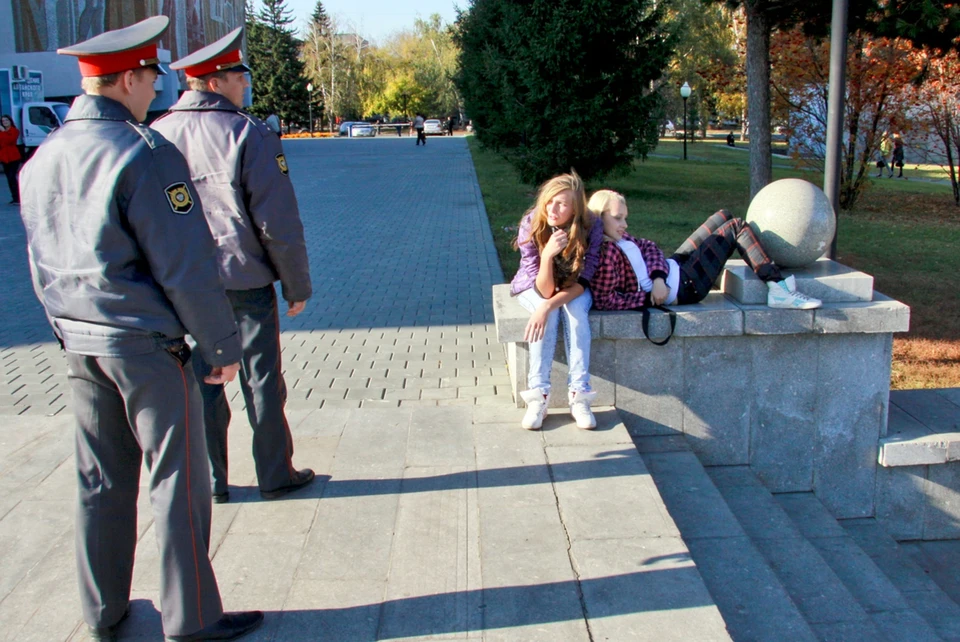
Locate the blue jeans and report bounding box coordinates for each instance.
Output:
[516,287,593,396]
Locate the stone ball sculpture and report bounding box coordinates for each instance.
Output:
[745,178,836,268]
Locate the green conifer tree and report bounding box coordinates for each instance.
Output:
[246,0,309,127]
[455,0,673,183]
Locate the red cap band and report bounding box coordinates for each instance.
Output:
[183,49,243,78]
[76,43,159,77]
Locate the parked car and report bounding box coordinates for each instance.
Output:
[349,122,376,137]
[423,119,444,135]
[338,121,376,137]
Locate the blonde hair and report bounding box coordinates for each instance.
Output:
[516,171,592,288]
[587,190,626,219]
[80,68,152,94]
[186,71,228,92]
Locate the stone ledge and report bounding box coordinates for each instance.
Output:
[813,294,910,334]
[493,284,910,343]
[879,432,960,467]
[722,258,874,304]
[599,293,742,339]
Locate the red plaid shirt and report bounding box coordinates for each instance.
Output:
[590,234,669,310]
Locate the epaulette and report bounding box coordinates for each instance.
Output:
[125,121,166,150]
[238,111,274,136]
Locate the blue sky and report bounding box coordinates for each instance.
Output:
[269,0,461,43]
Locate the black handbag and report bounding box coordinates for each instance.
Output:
[641,305,677,346]
[876,159,885,168]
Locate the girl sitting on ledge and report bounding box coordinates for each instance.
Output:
[511,172,603,430]
[586,190,822,311]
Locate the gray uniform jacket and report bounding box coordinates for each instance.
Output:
[19,95,242,367]
[152,92,312,303]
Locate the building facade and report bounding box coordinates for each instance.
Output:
[0,0,244,110]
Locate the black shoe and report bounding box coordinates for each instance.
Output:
[212,491,230,504]
[165,611,263,641]
[89,605,131,642]
[260,468,315,500]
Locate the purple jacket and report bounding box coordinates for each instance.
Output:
[510,211,603,295]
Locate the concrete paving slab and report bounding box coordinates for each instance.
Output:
[571,538,730,641]
[0,498,73,598]
[211,533,306,611]
[546,445,680,540]
[274,579,385,642]
[379,465,482,640]
[0,529,82,642]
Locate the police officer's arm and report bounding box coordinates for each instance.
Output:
[241,127,313,306]
[125,144,243,368]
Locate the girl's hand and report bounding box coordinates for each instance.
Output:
[542,228,568,260]
[524,303,552,343]
[651,278,669,305]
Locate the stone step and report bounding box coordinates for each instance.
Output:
[899,540,960,610]
[771,491,942,641]
[633,434,818,642]
[841,518,960,641]
[706,466,900,640]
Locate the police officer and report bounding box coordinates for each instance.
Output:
[19,16,262,642]
[152,28,314,504]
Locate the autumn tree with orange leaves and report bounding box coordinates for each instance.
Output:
[771,30,919,210]
[910,49,960,206]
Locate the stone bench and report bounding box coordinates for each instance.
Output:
[492,258,911,523]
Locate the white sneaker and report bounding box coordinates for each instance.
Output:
[767,275,822,310]
[520,389,549,430]
[568,390,598,430]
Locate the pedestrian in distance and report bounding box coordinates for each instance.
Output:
[586,190,821,313]
[152,27,315,507]
[510,171,603,430]
[878,131,893,178]
[414,112,426,145]
[18,16,263,642]
[447,116,455,136]
[726,131,735,147]
[0,114,22,203]
[892,133,906,179]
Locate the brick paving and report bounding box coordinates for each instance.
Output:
[0,136,511,416]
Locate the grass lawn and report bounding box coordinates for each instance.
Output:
[468,137,960,389]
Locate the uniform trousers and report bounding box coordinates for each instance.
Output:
[67,346,224,637]
[191,284,295,495]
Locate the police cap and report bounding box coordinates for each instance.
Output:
[171,27,250,78]
[57,16,169,77]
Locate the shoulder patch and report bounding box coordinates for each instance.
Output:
[275,153,289,175]
[165,182,194,214]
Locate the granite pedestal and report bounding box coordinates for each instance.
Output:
[493,260,910,521]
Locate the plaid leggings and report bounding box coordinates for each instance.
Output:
[671,210,782,304]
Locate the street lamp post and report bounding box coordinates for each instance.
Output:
[680,82,692,161]
[306,83,314,136]
[400,92,410,135]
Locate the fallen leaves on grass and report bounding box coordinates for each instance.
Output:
[892,337,960,389]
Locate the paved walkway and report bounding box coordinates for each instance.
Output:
[0,137,727,641]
